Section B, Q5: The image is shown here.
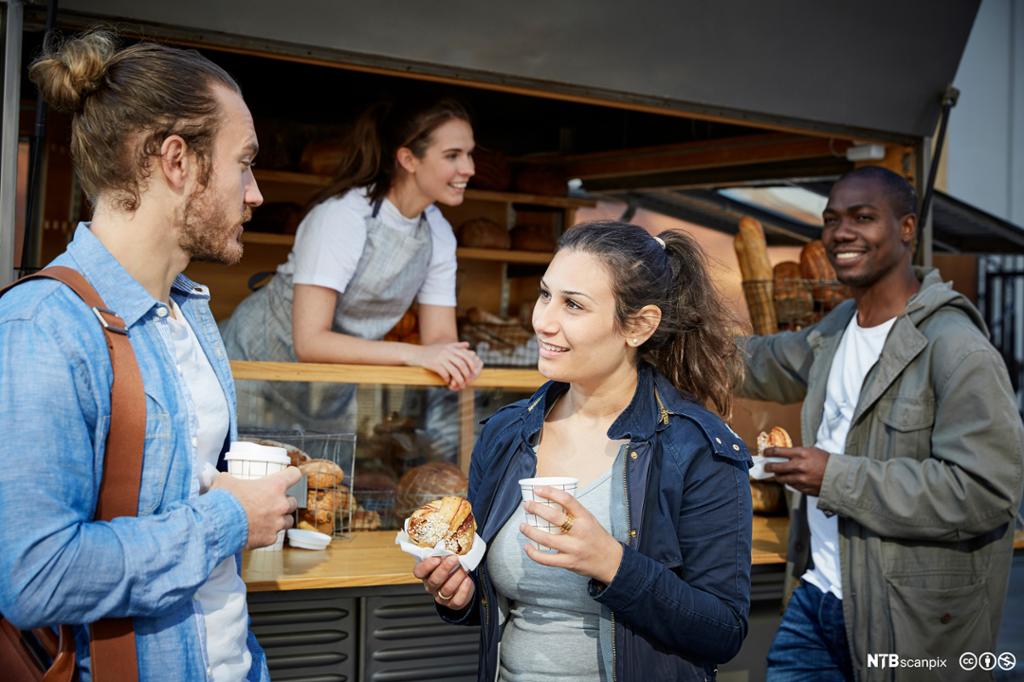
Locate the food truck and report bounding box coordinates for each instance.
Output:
[3,1,1020,679]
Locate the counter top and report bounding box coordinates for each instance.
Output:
[243,515,793,592]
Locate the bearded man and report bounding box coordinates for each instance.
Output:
[0,31,300,681]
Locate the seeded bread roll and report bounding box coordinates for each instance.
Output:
[406,496,476,554]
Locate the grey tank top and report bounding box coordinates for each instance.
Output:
[487,470,617,682]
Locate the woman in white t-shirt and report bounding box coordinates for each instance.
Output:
[222,98,483,431]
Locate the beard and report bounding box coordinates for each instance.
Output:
[177,182,250,266]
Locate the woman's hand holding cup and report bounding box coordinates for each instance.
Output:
[520,485,624,585]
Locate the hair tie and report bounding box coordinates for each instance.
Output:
[653,235,666,249]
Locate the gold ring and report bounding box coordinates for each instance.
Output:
[559,512,575,534]
[437,589,455,601]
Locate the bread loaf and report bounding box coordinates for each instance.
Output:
[772,261,813,326]
[300,458,345,489]
[509,224,556,252]
[395,462,468,520]
[798,240,835,281]
[750,480,786,515]
[406,496,476,554]
[247,438,310,468]
[457,218,510,249]
[799,240,848,308]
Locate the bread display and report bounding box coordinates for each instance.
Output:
[512,165,567,196]
[395,461,469,520]
[406,496,476,554]
[456,217,510,249]
[734,216,778,335]
[300,458,345,488]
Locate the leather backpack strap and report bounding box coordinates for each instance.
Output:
[3,266,144,682]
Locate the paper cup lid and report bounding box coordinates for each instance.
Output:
[226,441,290,465]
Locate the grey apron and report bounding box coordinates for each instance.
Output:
[222,199,433,432]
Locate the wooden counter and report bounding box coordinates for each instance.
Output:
[243,515,793,592]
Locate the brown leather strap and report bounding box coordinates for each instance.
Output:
[2,266,144,682]
[40,626,75,682]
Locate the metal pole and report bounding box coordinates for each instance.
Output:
[0,0,24,286]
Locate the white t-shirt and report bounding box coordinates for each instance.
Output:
[277,187,458,307]
[167,301,252,682]
[802,312,896,600]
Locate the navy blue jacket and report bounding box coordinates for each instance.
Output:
[440,363,753,681]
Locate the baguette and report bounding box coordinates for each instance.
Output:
[735,216,778,334]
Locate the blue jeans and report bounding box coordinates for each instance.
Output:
[766,581,854,681]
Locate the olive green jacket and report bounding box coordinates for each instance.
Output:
[740,268,1024,681]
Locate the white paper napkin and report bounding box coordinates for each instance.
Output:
[395,518,487,572]
[749,454,788,480]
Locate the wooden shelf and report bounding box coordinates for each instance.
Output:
[240,233,555,266]
[242,231,295,245]
[253,169,595,209]
[457,247,552,264]
[255,169,330,187]
[231,360,545,390]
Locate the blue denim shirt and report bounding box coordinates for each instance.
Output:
[439,362,753,681]
[0,225,268,681]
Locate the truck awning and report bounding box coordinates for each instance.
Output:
[56,0,980,141]
[601,185,1024,254]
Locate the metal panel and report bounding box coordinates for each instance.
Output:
[1,0,23,287]
[54,0,978,140]
[248,590,358,682]
[362,588,480,682]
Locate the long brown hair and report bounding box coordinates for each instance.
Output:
[28,29,241,212]
[558,220,743,417]
[314,98,471,207]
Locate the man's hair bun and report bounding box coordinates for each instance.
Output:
[28,30,117,113]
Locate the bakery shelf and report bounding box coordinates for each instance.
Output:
[231,360,545,390]
[456,247,552,264]
[253,169,594,209]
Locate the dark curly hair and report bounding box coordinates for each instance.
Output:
[558,220,743,417]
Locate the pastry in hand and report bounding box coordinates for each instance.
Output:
[406,496,476,555]
[757,426,792,455]
[749,426,793,480]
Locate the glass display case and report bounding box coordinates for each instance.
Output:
[233,361,541,530]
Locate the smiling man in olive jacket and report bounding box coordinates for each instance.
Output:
[739,166,1024,681]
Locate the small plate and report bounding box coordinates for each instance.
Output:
[287,529,332,550]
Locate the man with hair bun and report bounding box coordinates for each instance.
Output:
[739,166,1024,681]
[0,30,299,680]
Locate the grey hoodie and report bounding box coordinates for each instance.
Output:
[740,268,1024,681]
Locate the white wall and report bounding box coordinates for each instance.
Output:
[947,0,1024,225]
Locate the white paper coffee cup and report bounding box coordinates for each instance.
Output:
[518,476,579,550]
[226,441,290,551]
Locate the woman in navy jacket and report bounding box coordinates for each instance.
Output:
[415,221,753,681]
